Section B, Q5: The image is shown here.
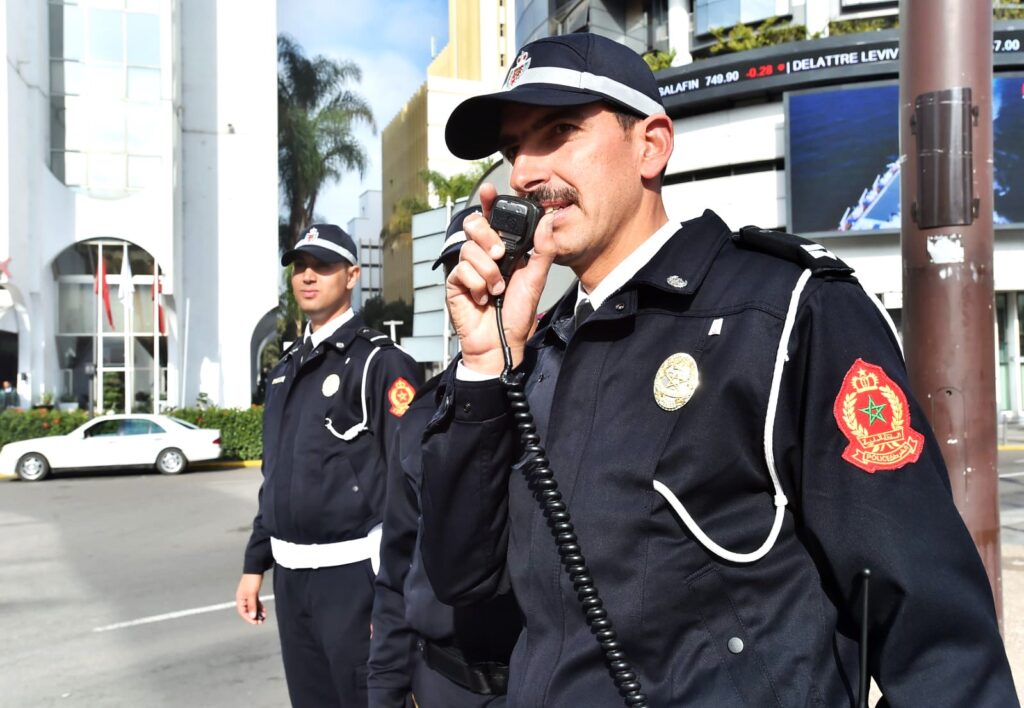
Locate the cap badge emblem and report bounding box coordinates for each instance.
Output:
[503,51,531,90]
[322,373,340,397]
[304,227,319,242]
[653,353,699,411]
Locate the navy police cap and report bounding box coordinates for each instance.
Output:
[432,206,483,270]
[445,33,665,160]
[281,223,358,267]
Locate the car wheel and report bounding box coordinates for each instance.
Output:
[16,453,51,482]
[155,447,187,475]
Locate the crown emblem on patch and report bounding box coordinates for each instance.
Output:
[304,227,319,241]
[850,368,880,393]
[503,51,531,90]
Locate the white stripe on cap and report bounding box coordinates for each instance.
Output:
[440,231,467,251]
[295,238,356,265]
[508,66,664,117]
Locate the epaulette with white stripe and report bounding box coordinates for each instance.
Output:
[355,327,395,347]
[734,225,855,278]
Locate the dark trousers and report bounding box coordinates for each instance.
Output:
[411,649,506,708]
[274,561,375,708]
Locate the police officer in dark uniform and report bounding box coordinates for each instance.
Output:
[236,224,422,708]
[418,33,1018,707]
[368,207,521,708]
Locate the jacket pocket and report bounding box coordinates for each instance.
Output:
[682,564,783,707]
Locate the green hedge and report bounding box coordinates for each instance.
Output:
[0,408,92,449]
[0,406,264,462]
[163,406,264,461]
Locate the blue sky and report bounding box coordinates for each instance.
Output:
[277,0,450,228]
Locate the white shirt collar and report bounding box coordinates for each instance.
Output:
[576,219,677,312]
[304,308,355,348]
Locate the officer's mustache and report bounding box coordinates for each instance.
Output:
[524,187,579,209]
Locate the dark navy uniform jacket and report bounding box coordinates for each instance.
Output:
[244,314,422,574]
[419,211,1017,707]
[368,375,521,706]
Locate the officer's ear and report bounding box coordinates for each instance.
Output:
[345,264,361,291]
[638,113,673,187]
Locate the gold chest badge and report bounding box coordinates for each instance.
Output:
[654,353,700,411]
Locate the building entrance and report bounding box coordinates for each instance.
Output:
[54,241,166,414]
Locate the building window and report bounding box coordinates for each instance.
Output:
[54,241,167,413]
[695,0,782,35]
[48,0,164,197]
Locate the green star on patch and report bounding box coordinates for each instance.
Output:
[859,395,887,426]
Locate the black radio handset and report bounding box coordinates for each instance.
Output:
[489,195,541,280]
[487,197,649,707]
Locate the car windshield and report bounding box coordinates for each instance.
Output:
[167,416,198,430]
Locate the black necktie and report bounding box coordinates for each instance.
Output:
[299,338,314,364]
[575,298,594,331]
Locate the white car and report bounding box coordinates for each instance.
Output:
[0,414,222,481]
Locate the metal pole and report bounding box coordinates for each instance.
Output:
[900,0,1001,621]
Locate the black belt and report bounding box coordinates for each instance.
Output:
[418,640,509,696]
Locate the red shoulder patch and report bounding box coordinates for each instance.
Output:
[833,358,924,474]
[387,377,416,417]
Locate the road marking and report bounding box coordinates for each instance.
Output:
[93,595,275,632]
[1000,471,1024,479]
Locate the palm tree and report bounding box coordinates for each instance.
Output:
[277,34,375,256]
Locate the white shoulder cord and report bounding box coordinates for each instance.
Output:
[652,268,813,564]
[324,345,382,441]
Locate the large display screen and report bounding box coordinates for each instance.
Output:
[787,75,1024,235]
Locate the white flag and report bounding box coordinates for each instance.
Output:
[118,255,135,310]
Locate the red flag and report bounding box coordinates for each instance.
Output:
[94,258,113,327]
[151,275,166,335]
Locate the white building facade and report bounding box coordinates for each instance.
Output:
[2,0,278,411]
[347,189,383,311]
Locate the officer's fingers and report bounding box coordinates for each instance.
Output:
[531,210,557,259]
[236,592,259,624]
[463,213,506,267]
[478,183,498,221]
[448,260,493,308]
[455,241,505,299]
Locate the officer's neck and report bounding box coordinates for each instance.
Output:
[305,307,355,348]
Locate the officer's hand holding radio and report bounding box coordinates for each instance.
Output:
[446,183,553,374]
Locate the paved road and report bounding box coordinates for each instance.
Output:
[0,466,288,707]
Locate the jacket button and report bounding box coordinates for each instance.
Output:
[352,485,359,492]
[727,637,744,654]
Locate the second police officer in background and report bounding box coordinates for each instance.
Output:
[419,32,1017,707]
[235,224,422,708]
[368,207,522,708]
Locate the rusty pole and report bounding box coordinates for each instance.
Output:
[899,2,1001,621]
